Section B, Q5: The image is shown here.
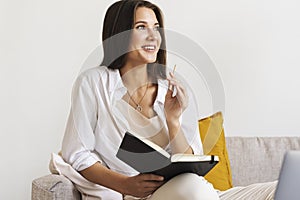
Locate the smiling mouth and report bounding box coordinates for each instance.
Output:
[141,45,156,51]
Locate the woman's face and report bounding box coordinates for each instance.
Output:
[126,7,162,67]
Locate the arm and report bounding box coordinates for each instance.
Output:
[166,119,193,154]
[164,71,196,154]
[79,162,164,198]
[62,73,163,198]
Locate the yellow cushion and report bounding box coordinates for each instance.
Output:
[198,112,233,191]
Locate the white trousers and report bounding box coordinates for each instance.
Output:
[124,174,278,200]
[125,173,219,200]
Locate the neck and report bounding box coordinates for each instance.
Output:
[120,64,149,91]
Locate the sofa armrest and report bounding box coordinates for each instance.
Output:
[32,174,81,200]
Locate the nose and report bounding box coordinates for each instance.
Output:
[146,28,159,40]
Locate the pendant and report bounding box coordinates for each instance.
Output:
[136,104,142,112]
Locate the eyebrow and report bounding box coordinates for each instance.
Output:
[134,21,160,26]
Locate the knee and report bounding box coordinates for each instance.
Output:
[178,174,218,199]
[154,173,219,200]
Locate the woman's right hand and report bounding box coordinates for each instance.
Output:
[122,174,165,198]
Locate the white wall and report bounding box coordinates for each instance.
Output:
[1,0,300,199]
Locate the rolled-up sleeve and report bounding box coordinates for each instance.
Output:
[62,74,102,171]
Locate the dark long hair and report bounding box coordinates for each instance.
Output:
[100,0,167,80]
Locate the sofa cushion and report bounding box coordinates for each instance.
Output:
[226,136,300,186]
[198,112,233,191]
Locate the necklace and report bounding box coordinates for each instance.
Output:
[127,83,149,112]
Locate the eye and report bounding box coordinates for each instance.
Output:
[153,26,160,31]
[136,25,146,30]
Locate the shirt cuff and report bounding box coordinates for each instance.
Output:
[72,151,103,171]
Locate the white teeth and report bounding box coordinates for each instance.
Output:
[142,45,155,50]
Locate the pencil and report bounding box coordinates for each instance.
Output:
[172,64,177,74]
[169,64,177,92]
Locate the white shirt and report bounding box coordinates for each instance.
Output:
[61,66,203,198]
[116,99,170,149]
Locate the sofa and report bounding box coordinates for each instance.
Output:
[31,136,300,199]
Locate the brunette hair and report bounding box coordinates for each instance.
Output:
[100,0,167,80]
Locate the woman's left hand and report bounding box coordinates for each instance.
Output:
[164,72,188,123]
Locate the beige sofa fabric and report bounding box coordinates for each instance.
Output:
[31,137,300,200]
[32,174,80,200]
[226,137,300,186]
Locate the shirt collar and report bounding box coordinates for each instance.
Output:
[155,79,169,105]
[108,68,126,93]
[106,66,168,104]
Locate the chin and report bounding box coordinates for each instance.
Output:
[143,55,158,64]
[147,58,157,63]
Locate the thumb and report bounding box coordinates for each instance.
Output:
[166,85,174,99]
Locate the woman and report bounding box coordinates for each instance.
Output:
[60,0,219,199]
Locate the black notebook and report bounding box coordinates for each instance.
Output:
[116,132,219,181]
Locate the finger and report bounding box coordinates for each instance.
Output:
[167,79,179,86]
[135,190,153,199]
[174,91,185,108]
[167,79,173,91]
[142,174,164,181]
[136,184,159,197]
[166,76,179,83]
[165,88,173,100]
[176,83,186,96]
[174,85,189,108]
[167,81,176,94]
[167,80,180,97]
[169,79,187,98]
[167,71,178,90]
[142,191,154,198]
[144,181,165,188]
[176,85,188,102]
[167,76,181,88]
[172,82,184,96]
